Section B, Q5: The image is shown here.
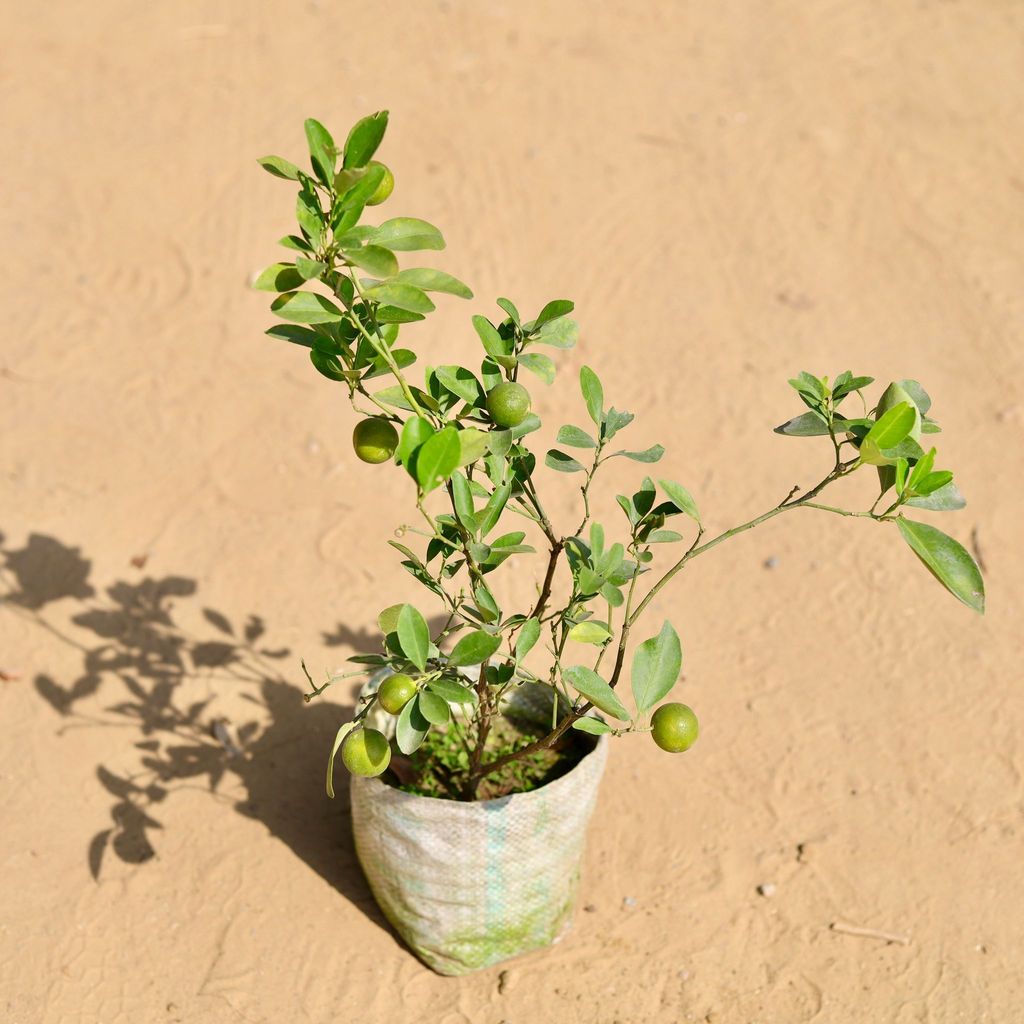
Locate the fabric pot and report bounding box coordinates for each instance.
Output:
[349,680,609,975]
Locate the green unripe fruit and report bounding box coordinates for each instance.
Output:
[377,673,417,715]
[365,161,394,206]
[651,702,699,753]
[486,382,531,428]
[341,727,392,777]
[353,418,399,464]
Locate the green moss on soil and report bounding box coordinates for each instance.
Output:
[383,714,589,800]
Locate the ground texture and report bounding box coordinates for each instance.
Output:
[2,2,1023,1021]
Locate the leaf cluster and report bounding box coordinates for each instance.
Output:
[258,116,985,802]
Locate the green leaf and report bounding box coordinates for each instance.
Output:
[562,666,630,721]
[568,621,612,645]
[257,155,302,181]
[397,604,431,671]
[477,481,511,537]
[335,164,386,212]
[496,297,520,324]
[435,365,483,404]
[557,425,597,449]
[774,411,831,437]
[658,479,701,523]
[427,677,477,703]
[472,314,514,364]
[906,447,936,490]
[832,374,874,402]
[396,416,434,475]
[455,427,489,468]
[252,263,306,292]
[374,384,434,413]
[270,291,345,324]
[532,317,578,349]
[480,357,503,391]
[265,324,323,349]
[914,470,954,497]
[894,457,909,496]
[392,268,473,299]
[515,617,541,661]
[295,191,323,247]
[395,693,430,754]
[363,282,435,314]
[448,630,502,667]
[279,234,314,252]
[896,519,984,613]
[418,690,451,726]
[309,349,346,381]
[534,299,575,328]
[616,494,638,527]
[304,118,336,185]
[572,717,613,736]
[375,306,426,325]
[603,408,634,439]
[377,604,405,634]
[613,445,665,464]
[631,621,682,714]
[546,450,586,473]
[899,379,932,415]
[295,256,326,280]
[518,352,556,384]
[371,217,445,252]
[343,244,399,278]
[450,470,475,529]
[415,426,461,493]
[343,110,389,169]
[646,530,684,544]
[325,721,356,798]
[472,580,500,623]
[906,480,966,512]
[362,348,416,381]
[859,402,916,466]
[633,478,657,517]
[788,371,828,401]
[580,366,604,424]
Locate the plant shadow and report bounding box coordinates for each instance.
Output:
[1,530,442,935]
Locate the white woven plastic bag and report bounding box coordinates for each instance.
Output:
[349,679,609,975]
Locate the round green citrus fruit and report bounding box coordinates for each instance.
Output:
[365,161,395,206]
[377,673,417,715]
[486,382,531,428]
[341,727,392,777]
[651,703,699,753]
[353,418,399,464]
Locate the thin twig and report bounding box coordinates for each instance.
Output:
[830,921,910,945]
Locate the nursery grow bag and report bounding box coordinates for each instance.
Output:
[349,680,609,975]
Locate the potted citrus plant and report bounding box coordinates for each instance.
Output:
[254,112,985,975]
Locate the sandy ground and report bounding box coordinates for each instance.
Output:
[3,2,1024,1021]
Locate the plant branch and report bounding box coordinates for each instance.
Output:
[345,272,427,418]
[627,459,859,628]
[470,459,867,786]
[528,539,564,621]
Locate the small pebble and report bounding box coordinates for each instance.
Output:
[757,882,776,897]
[622,896,637,907]
[763,556,778,569]
[678,968,691,981]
